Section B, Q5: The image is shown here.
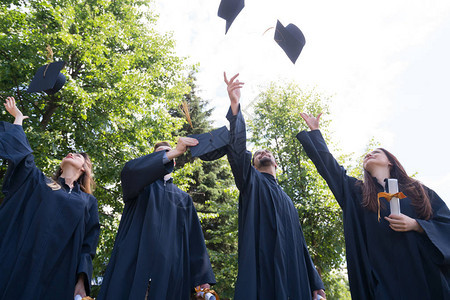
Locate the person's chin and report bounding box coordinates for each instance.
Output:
[259,157,274,167]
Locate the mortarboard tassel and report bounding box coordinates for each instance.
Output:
[181,100,194,129]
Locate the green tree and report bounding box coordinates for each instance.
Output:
[170,73,239,299]
[1,0,191,295]
[247,82,350,299]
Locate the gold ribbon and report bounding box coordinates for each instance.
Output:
[195,287,220,300]
[377,192,406,221]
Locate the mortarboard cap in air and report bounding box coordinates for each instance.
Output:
[274,20,306,64]
[27,61,66,95]
[188,126,230,161]
[218,0,245,34]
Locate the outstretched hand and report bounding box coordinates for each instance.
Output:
[166,137,199,160]
[3,96,29,125]
[300,113,322,131]
[224,72,244,115]
[175,137,199,154]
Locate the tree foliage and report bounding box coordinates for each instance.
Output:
[1,0,191,295]
[247,82,350,299]
[1,0,361,298]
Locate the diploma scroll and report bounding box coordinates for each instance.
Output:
[195,287,219,300]
[196,291,217,300]
[387,179,401,215]
[74,296,93,300]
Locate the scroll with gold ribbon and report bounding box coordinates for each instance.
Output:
[377,178,406,221]
[387,179,401,216]
[195,287,220,300]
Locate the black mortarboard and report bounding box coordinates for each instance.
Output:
[27,61,66,95]
[274,20,306,64]
[188,126,230,161]
[218,0,245,34]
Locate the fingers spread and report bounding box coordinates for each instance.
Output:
[229,73,239,84]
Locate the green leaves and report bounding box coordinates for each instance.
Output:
[1,0,191,293]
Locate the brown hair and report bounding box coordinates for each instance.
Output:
[153,141,171,152]
[50,152,95,194]
[359,148,432,219]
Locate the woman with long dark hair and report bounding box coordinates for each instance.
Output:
[297,113,450,299]
[0,97,100,299]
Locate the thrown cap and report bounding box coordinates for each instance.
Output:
[218,0,245,34]
[27,61,66,95]
[188,126,230,161]
[274,20,305,64]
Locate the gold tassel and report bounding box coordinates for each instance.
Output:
[181,100,193,129]
[46,44,54,62]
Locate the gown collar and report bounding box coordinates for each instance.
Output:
[261,172,277,183]
[372,177,387,192]
[58,177,81,194]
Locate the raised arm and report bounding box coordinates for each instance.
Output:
[223,72,253,190]
[297,113,353,208]
[1,97,35,196]
[3,96,29,126]
[121,137,198,202]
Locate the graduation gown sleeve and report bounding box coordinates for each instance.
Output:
[0,121,35,197]
[188,203,217,287]
[77,194,101,295]
[226,105,253,191]
[416,188,450,264]
[296,129,355,208]
[121,150,174,202]
[297,129,375,298]
[303,241,325,291]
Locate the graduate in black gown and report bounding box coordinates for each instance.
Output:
[98,138,216,300]
[223,73,325,300]
[297,113,450,299]
[0,97,100,299]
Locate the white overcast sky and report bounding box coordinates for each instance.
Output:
[154,0,450,206]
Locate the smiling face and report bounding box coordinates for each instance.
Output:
[363,148,392,174]
[60,153,86,172]
[252,149,277,170]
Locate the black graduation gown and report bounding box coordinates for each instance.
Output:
[226,107,324,300]
[0,122,100,299]
[297,129,450,300]
[97,151,216,300]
